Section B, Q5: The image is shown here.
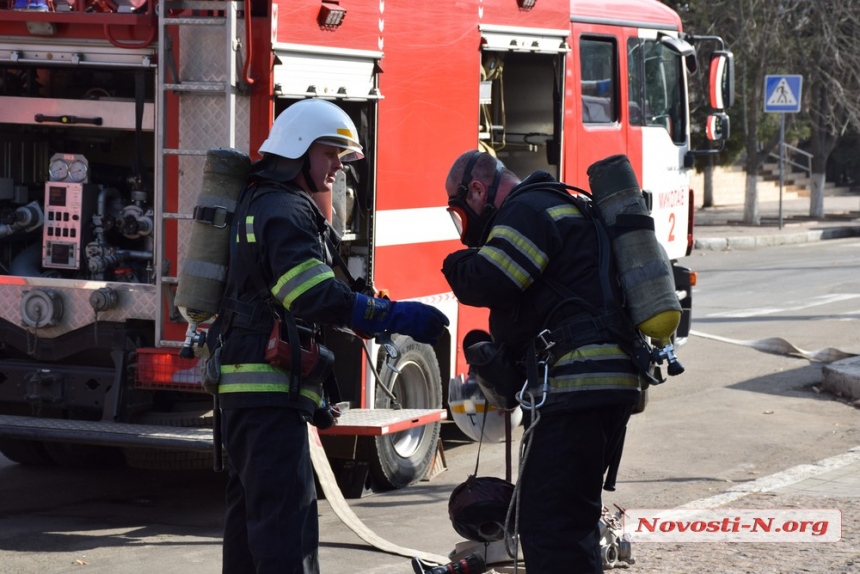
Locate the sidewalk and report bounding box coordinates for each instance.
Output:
[693,193,860,251]
[631,447,860,573]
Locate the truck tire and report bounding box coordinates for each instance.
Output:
[0,438,55,466]
[360,335,442,490]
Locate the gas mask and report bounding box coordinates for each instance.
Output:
[446,151,503,248]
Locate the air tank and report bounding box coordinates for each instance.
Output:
[175,148,251,357]
[586,154,681,343]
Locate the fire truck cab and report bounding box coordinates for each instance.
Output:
[0,0,732,491]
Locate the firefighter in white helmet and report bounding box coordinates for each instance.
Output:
[212,98,448,573]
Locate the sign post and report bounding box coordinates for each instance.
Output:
[764,75,803,229]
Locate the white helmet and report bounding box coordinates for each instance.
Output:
[259,99,364,162]
[448,373,522,443]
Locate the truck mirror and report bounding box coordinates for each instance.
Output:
[706,112,730,142]
[659,34,694,57]
[659,33,697,74]
[685,53,698,75]
[709,51,735,110]
[659,32,699,74]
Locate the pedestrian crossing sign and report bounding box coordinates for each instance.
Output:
[764,75,802,113]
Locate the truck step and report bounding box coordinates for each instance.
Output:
[319,408,446,436]
[0,409,446,450]
[0,414,213,451]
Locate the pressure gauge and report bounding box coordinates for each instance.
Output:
[68,159,89,183]
[48,158,69,181]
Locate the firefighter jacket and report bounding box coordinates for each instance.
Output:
[216,179,354,414]
[442,171,640,413]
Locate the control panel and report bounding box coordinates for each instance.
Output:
[42,181,97,270]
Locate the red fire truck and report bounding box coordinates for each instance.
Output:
[0,0,732,490]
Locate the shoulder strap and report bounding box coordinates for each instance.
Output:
[223,181,302,395]
[526,184,615,319]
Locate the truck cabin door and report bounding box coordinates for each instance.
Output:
[626,30,691,260]
[566,26,626,188]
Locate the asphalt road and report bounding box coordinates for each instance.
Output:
[0,237,858,573]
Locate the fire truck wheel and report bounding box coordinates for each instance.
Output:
[359,335,443,490]
[0,438,55,466]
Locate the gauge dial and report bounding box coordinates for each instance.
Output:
[68,159,88,183]
[49,159,69,181]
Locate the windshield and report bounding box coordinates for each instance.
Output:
[627,37,686,144]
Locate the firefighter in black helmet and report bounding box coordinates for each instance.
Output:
[215,99,448,574]
[442,150,639,573]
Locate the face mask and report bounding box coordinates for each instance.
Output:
[446,151,503,248]
[447,197,496,248]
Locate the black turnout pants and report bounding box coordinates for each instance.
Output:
[518,403,632,574]
[221,407,319,574]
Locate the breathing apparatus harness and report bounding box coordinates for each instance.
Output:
[508,179,663,410]
[210,179,359,419]
[482,179,656,566]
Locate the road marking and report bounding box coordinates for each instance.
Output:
[706,293,860,318]
[681,447,860,509]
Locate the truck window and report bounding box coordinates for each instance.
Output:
[627,37,686,144]
[579,37,617,124]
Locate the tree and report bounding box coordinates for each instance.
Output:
[662,1,743,208]
[664,0,789,221]
[667,0,860,222]
[789,1,860,217]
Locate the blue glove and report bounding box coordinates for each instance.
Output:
[350,293,449,345]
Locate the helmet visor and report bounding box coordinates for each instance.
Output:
[316,136,364,162]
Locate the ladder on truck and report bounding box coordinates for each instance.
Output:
[155,0,248,348]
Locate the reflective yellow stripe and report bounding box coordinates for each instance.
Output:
[219,383,290,394]
[244,215,256,243]
[548,373,640,390]
[554,344,630,365]
[217,385,322,405]
[547,343,639,391]
[299,388,322,404]
[221,363,285,375]
[486,225,548,271]
[218,363,322,404]
[220,364,290,393]
[478,245,532,289]
[547,204,583,221]
[271,259,335,309]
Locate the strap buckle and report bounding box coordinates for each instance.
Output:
[535,328,556,355]
[193,205,232,229]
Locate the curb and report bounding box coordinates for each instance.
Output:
[822,357,860,403]
[694,226,860,251]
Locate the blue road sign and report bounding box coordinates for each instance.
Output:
[764,75,803,113]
